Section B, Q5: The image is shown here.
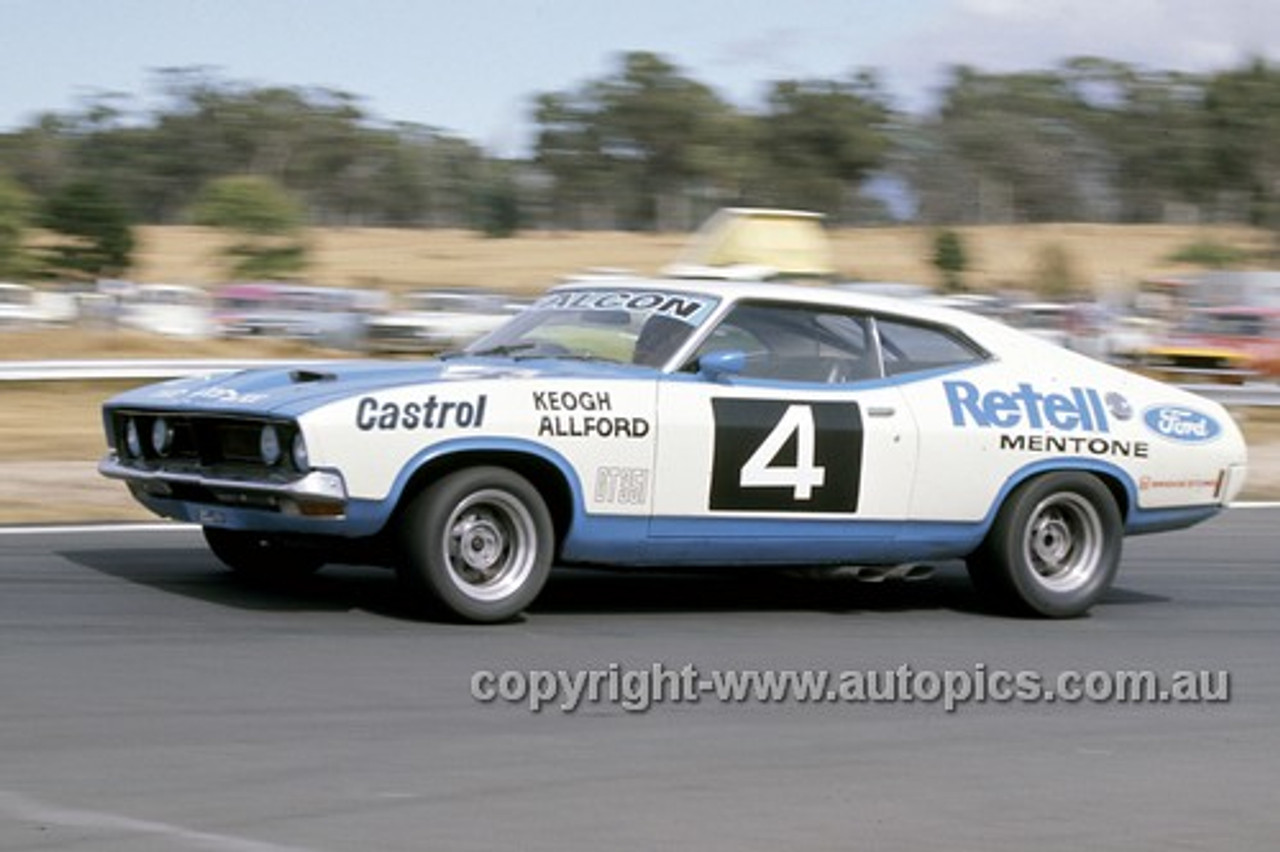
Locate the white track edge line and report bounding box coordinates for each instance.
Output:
[3,502,1280,536]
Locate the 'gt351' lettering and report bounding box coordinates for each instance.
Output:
[945,381,1110,433]
[356,395,487,431]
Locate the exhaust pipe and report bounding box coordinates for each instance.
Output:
[895,563,935,582]
[829,564,935,583]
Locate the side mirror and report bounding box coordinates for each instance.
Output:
[698,349,746,382]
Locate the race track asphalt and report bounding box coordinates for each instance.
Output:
[0,508,1277,851]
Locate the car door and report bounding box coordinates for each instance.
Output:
[648,300,919,557]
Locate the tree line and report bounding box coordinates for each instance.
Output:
[1,53,1279,278]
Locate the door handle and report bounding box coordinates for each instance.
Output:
[867,406,896,418]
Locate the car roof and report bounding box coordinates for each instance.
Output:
[551,275,997,330]
[546,274,1062,364]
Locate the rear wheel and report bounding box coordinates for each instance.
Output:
[967,472,1122,618]
[397,467,554,623]
[203,527,324,580]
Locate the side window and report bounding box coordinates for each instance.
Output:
[691,302,877,384]
[876,317,986,377]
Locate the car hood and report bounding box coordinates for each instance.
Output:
[104,357,649,417]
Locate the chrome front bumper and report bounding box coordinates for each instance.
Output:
[99,454,349,518]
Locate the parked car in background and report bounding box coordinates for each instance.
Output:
[118,284,215,339]
[0,283,42,328]
[214,283,388,349]
[364,288,520,354]
[836,281,935,301]
[0,282,78,328]
[1006,301,1074,349]
[1103,315,1162,365]
[924,293,1012,321]
[1137,306,1280,383]
[211,282,280,338]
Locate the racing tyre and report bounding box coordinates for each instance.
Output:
[397,467,554,623]
[203,527,324,580]
[967,472,1122,618]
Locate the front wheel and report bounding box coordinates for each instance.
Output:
[967,472,1122,618]
[397,467,554,623]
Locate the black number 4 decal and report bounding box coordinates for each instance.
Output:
[710,399,863,512]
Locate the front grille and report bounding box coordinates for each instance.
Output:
[110,411,300,473]
[210,420,267,464]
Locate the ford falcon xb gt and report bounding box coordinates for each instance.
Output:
[99,278,1248,622]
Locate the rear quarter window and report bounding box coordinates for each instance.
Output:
[876,317,987,377]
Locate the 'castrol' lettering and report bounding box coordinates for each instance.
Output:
[944,381,1110,433]
[355,395,487,431]
[1143,405,1222,444]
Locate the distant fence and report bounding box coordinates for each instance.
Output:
[0,359,1276,407]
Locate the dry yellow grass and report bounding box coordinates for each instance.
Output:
[130,226,690,294]
[119,223,1272,296]
[833,223,1273,295]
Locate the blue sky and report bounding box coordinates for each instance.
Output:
[2,0,1277,154]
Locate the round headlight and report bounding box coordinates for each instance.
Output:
[260,424,282,466]
[151,417,173,457]
[124,418,143,458]
[291,432,310,471]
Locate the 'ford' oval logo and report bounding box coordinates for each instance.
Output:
[1143,405,1223,443]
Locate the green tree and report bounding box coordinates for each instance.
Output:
[534,51,738,230]
[190,175,308,278]
[532,91,612,229]
[11,54,1280,233]
[40,180,134,279]
[1061,58,1211,221]
[0,114,75,202]
[474,163,522,238]
[1033,243,1084,299]
[754,72,893,219]
[1167,239,1251,268]
[931,229,968,292]
[0,173,32,278]
[915,64,1120,223]
[1204,60,1280,252]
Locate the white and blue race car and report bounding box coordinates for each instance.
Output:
[100,278,1248,621]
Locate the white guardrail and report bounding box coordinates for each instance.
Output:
[0,359,341,382]
[0,359,1276,406]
